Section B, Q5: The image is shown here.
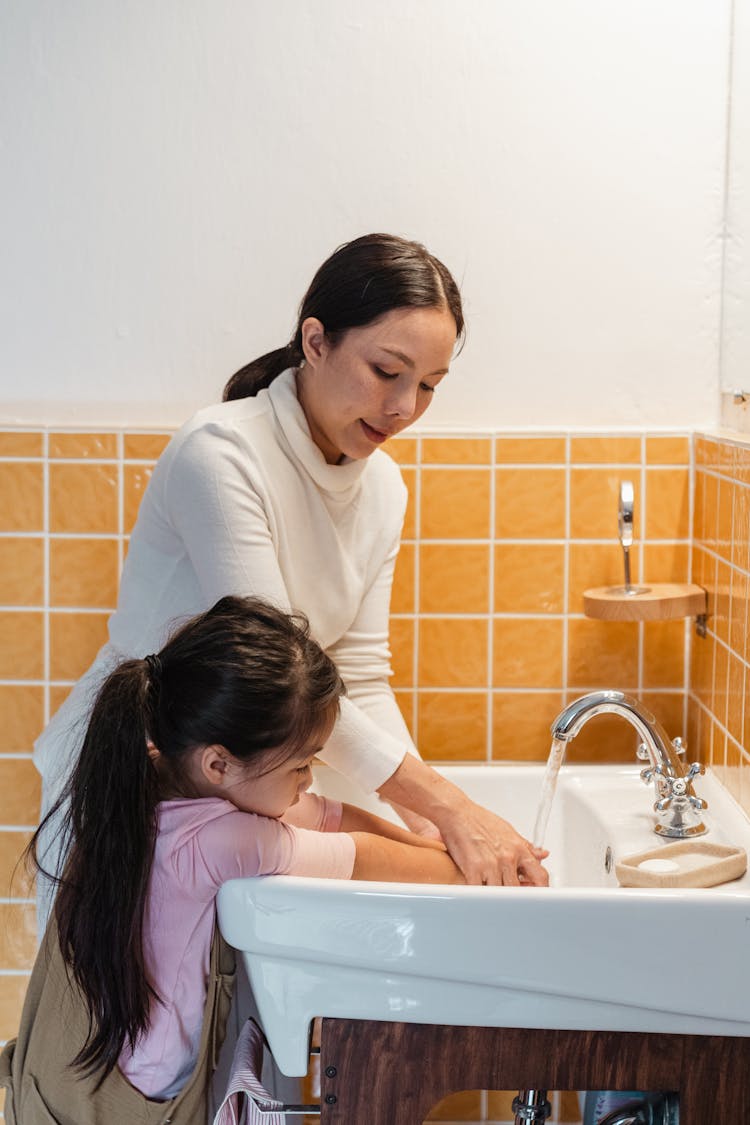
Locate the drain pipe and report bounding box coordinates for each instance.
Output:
[512,1089,551,1123]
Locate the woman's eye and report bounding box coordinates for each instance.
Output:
[374,366,398,379]
[420,383,437,394]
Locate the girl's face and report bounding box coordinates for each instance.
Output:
[296,306,458,465]
[191,716,335,818]
[224,749,317,819]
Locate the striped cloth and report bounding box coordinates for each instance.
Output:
[213,1018,285,1124]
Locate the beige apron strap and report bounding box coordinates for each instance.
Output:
[131,912,237,1123]
[6,912,237,1125]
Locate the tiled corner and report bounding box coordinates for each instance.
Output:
[690,432,750,817]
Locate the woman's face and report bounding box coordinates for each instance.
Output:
[296,306,458,464]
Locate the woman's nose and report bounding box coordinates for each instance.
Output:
[384,380,418,419]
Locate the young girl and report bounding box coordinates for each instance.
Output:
[1,595,463,1124]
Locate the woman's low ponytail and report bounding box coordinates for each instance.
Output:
[222,340,303,401]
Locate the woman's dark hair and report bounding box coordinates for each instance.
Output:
[223,232,464,401]
[29,595,343,1083]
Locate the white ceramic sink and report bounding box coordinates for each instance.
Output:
[217,763,750,1076]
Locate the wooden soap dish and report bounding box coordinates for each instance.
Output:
[583,583,706,622]
[615,840,747,889]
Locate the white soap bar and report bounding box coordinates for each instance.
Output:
[638,857,680,873]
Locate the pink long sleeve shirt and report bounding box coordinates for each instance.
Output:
[118,794,355,1099]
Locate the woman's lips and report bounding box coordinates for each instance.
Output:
[360,420,389,444]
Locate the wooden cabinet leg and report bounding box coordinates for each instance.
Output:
[318,1020,750,1124]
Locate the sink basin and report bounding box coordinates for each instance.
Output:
[216,763,750,1075]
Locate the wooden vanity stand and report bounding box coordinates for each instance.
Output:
[318,1020,750,1123]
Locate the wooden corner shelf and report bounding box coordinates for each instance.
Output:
[583,582,706,622]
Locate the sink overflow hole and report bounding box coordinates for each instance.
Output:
[604,846,613,874]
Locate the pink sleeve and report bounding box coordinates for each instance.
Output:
[191,806,355,886]
[280,793,344,832]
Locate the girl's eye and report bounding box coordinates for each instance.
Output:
[374,366,398,379]
[420,383,437,394]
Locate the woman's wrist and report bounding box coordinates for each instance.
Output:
[376,752,471,827]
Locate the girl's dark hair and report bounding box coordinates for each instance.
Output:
[30,595,343,1083]
[223,232,464,401]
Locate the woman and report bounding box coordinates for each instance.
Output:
[34,232,547,930]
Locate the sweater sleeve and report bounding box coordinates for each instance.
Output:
[319,521,418,791]
[166,426,413,794]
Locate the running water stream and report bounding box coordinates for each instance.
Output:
[531,736,568,851]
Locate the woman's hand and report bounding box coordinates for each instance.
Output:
[434,802,548,887]
[377,753,549,887]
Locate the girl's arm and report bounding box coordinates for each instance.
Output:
[348,831,464,884]
[340,802,464,884]
[339,802,444,850]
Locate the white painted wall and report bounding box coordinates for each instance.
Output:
[0,1,730,428]
[722,0,750,397]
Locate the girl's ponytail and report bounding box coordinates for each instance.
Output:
[222,340,304,401]
[32,658,161,1081]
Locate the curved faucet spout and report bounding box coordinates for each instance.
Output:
[551,691,707,839]
[553,691,680,772]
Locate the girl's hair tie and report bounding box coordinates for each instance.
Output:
[144,653,162,688]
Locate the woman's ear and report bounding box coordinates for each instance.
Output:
[197,744,232,788]
[300,317,328,368]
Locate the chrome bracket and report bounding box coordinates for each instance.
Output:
[513,1089,552,1122]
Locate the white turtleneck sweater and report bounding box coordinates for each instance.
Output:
[34,369,414,810]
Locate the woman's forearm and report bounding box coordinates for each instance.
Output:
[376,751,473,825]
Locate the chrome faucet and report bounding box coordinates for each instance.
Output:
[551,690,707,838]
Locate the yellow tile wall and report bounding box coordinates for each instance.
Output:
[0,428,171,1049]
[389,431,693,767]
[0,425,699,1122]
[689,434,750,814]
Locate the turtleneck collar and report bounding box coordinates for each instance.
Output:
[268,368,369,495]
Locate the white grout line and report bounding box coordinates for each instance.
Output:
[561,435,572,702]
